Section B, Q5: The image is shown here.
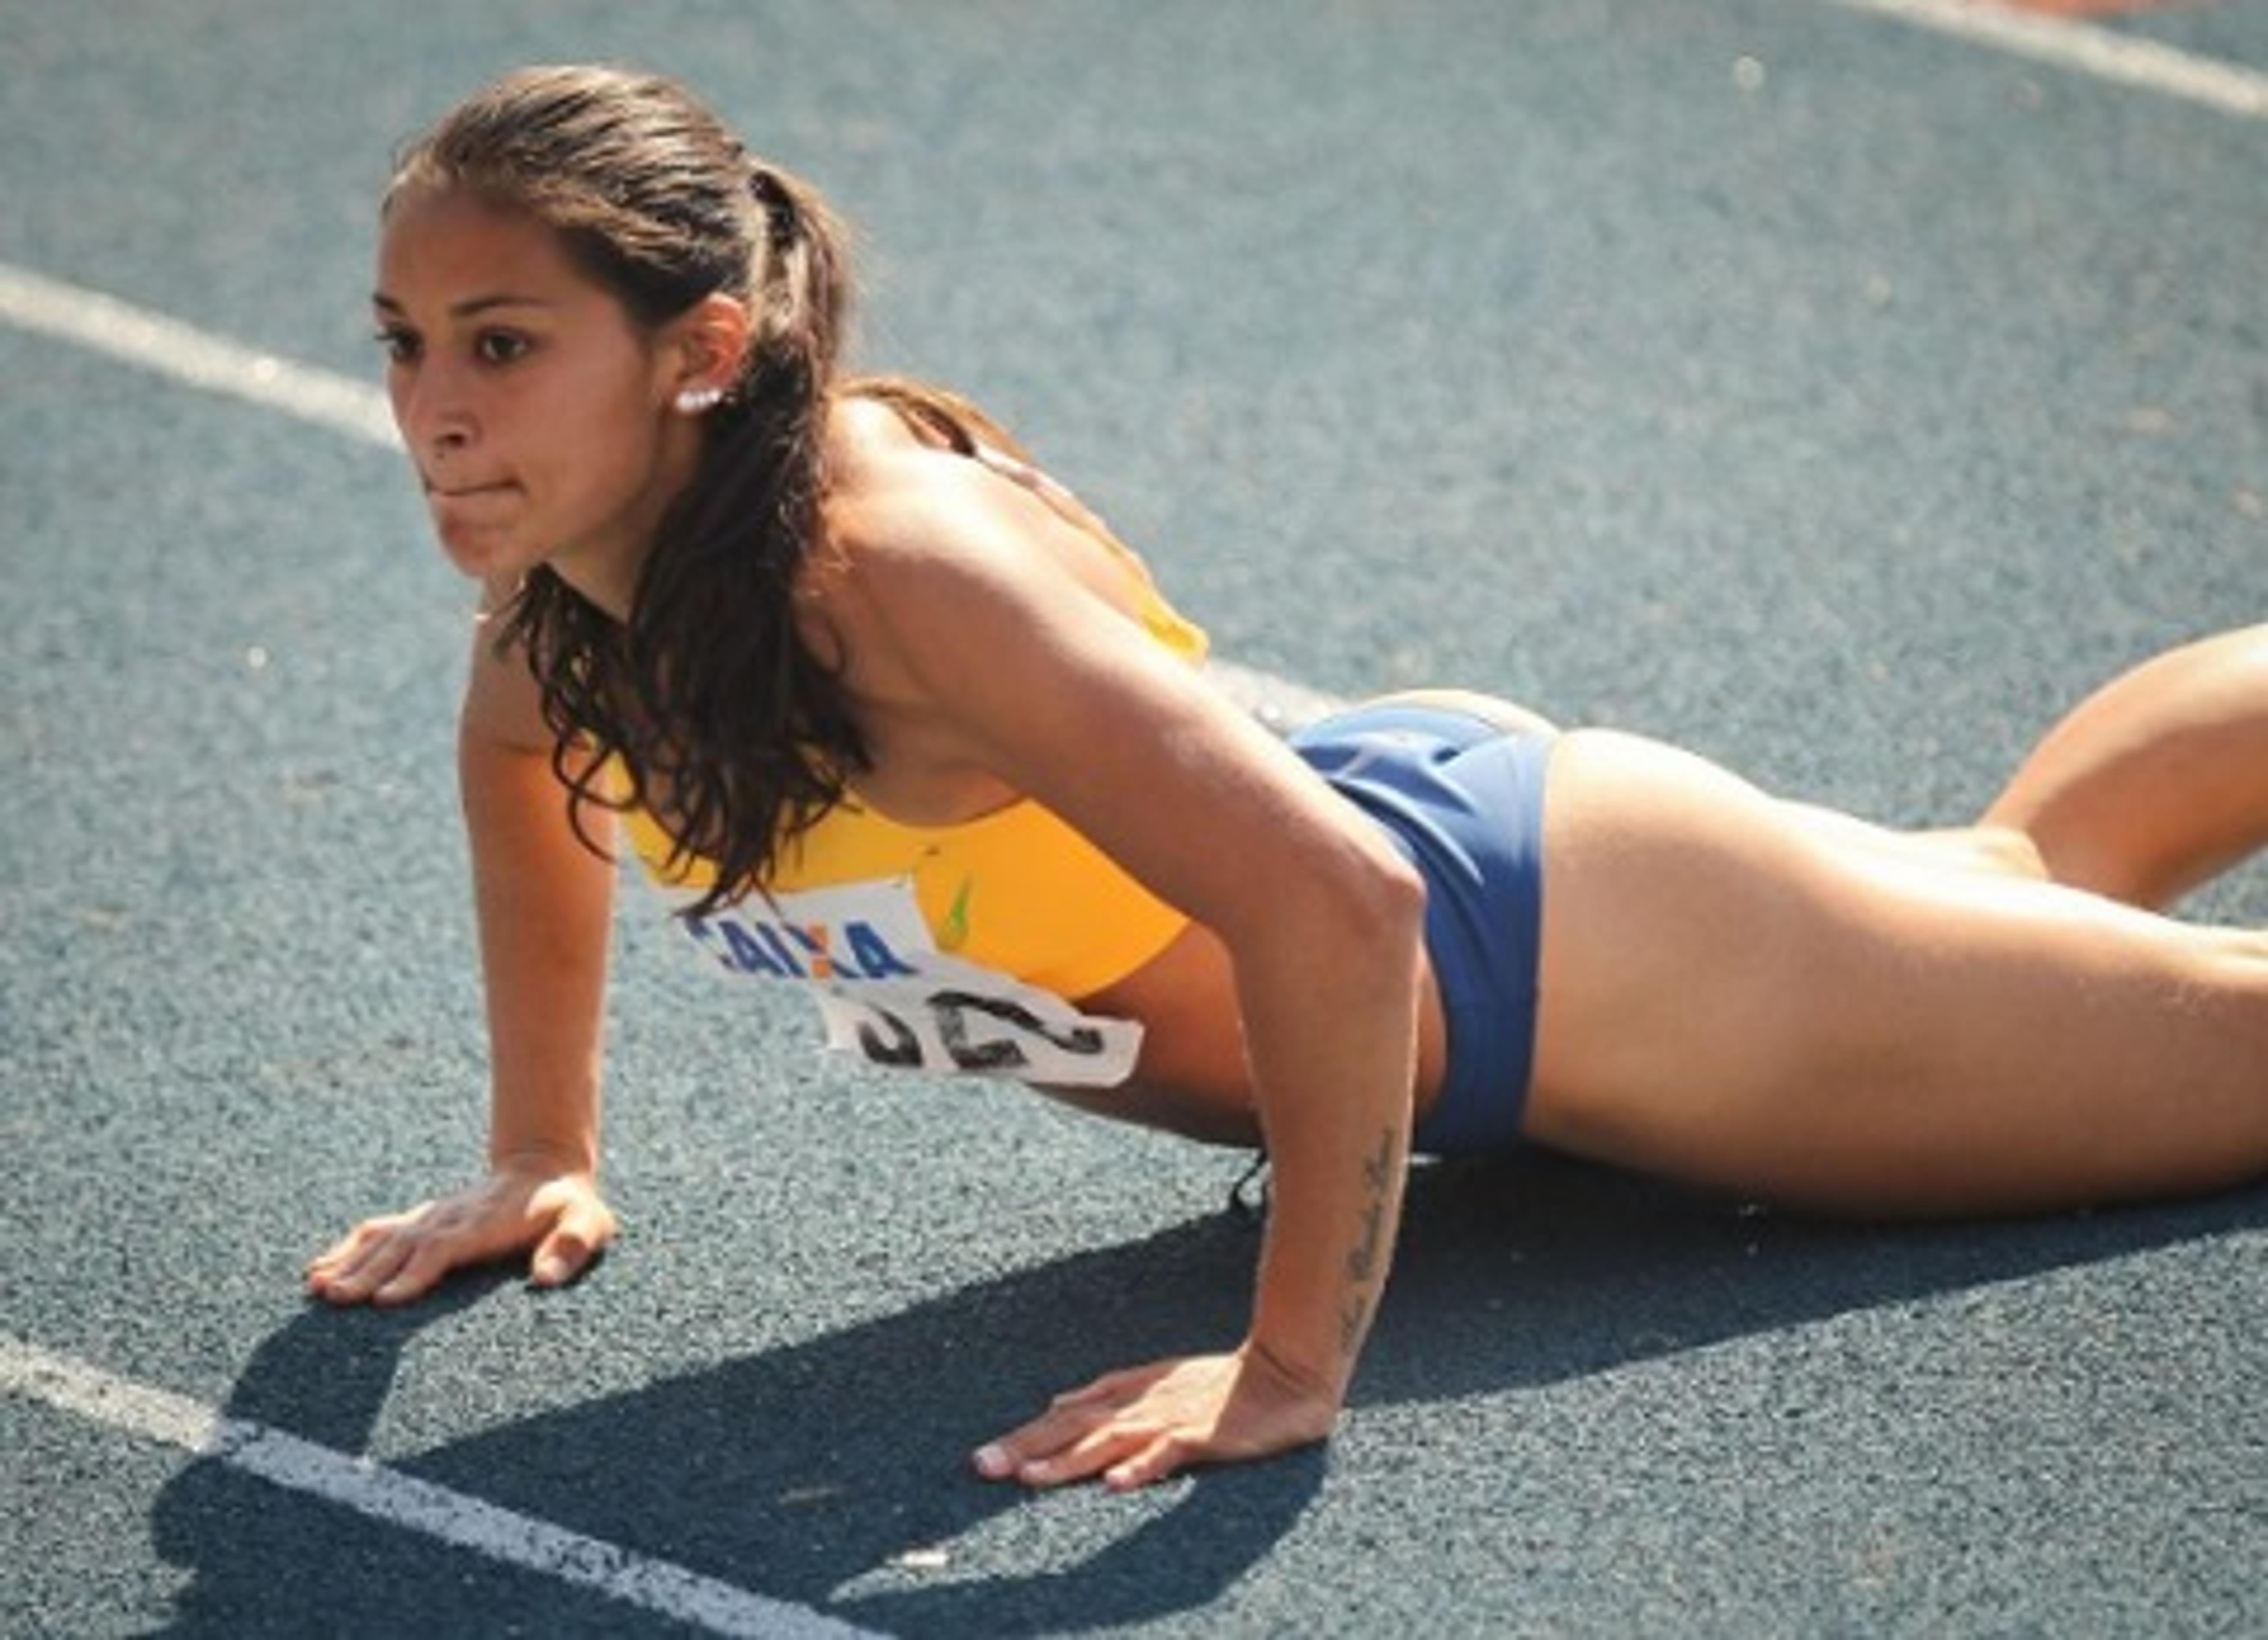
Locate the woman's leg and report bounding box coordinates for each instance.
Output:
[1979,623,2268,909]
[1771,625,2268,900]
[1523,730,2268,1217]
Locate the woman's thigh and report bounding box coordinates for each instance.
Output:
[1523,730,2268,1215]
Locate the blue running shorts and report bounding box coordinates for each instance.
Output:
[1289,702,1551,1156]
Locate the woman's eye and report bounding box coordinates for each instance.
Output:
[373,326,419,365]
[475,330,532,366]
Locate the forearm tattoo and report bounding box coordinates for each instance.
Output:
[1338,1125,1400,1357]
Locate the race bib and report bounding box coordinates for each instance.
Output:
[675,879,1143,1088]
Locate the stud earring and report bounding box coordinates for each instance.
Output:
[674,385,725,415]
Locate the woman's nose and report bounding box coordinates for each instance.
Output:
[395,362,475,462]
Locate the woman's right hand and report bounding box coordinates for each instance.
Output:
[304,1163,618,1307]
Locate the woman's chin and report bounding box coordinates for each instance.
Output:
[435,524,529,583]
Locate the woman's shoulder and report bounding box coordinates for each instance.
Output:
[823,393,931,505]
[825,396,972,534]
[816,392,1205,671]
[817,396,1038,593]
[803,399,1033,707]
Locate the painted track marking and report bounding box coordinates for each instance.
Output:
[1,1331,879,1639]
[0,261,400,446]
[1825,0,2268,119]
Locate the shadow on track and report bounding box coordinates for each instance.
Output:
[1371,1151,2268,1405]
[146,1154,2268,1636]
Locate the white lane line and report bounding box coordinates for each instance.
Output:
[0,257,1345,727]
[1824,0,2268,120]
[2,1330,880,1640]
[0,261,402,446]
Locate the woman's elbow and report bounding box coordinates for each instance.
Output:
[1314,837,1428,954]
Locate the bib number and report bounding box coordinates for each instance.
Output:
[814,978,1143,1086]
[676,880,1143,1088]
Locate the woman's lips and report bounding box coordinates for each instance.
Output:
[426,480,519,519]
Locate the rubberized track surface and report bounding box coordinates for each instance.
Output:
[5,3,2266,1635]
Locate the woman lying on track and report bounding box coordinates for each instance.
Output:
[307,64,2268,1493]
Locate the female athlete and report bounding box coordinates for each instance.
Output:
[308,65,2268,1494]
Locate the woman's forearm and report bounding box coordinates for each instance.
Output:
[460,724,618,1175]
[1235,862,1426,1400]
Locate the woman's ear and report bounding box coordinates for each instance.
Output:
[664,292,755,413]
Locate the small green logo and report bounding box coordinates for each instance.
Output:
[941,876,975,951]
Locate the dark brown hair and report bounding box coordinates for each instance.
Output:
[387,65,1003,918]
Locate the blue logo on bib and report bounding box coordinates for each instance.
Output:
[686,911,922,982]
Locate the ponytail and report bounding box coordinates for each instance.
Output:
[610,158,862,919]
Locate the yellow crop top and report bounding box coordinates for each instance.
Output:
[623,443,1210,1003]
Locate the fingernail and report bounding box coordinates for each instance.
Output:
[973,1444,1010,1479]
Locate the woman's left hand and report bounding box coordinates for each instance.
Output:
[972,1342,1341,1492]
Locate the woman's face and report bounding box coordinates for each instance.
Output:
[373,189,706,610]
